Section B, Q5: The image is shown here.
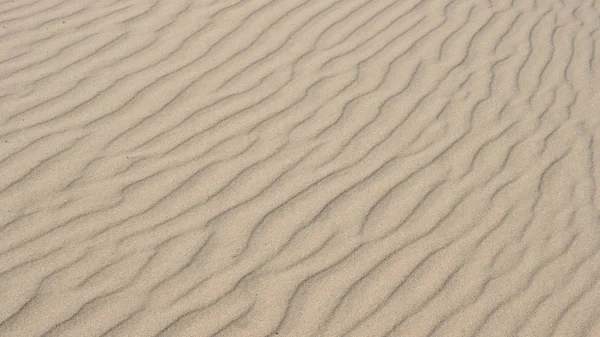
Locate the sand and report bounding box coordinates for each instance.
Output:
[1,0,600,336]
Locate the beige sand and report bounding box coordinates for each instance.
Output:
[1,0,600,336]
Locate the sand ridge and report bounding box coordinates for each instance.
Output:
[1,0,600,336]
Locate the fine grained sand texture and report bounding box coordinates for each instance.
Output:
[1,0,600,336]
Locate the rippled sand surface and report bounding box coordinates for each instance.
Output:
[1,0,600,336]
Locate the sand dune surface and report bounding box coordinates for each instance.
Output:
[1,0,600,336]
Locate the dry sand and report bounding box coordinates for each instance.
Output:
[1,0,600,336]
